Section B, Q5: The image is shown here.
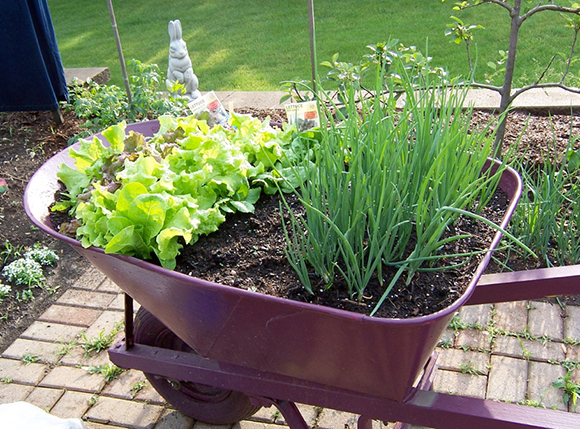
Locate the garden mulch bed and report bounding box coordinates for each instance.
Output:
[1,107,579,350]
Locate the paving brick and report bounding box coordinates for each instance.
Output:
[232,421,280,429]
[455,329,492,351]
[80,310,125,342]
[432,369,487,399]
[527,301,564,341]
[40,365,105,393]
[564,305,580,341]
[459,304,492,327]
[492,335,566,362]
[50,390,94,420]
[493,301,528,333]
[58,344,112,368]
[154,409,195,429]
[486,355,527,402]
[0,357,48,385]
[85,396,164,428]
[565,343,580,362]
[437,329,455,347]
[316,408,360,429]
[73,266,107,291]
[25,387,65,411]
[528,361,566,411]
[436,348,489,374]
[97,278,122,294]
[0,382,34,403]
[20,321,85,343]
[38,305,102,327]
[101,369,164,404]
[57,289,117,309]
[2,338,62,364]
[84,421,127,429]
[107,294,126,311]
[274,403,318,426]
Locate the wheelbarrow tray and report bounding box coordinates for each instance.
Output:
[24,120,521,403]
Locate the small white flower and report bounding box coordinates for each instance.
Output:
[24,245,59,266]
[0,282,11,300]
[2,259,45,287]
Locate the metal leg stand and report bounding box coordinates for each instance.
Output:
[51,108,63,126]
[253,397,310,429]
[124,293,134,349]
[357,416,373,429]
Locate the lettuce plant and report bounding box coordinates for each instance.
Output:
[55,114,302,269]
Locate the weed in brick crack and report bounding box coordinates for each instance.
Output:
[448,314,467,331]
[553,370,580,411]
[438,338,453,349]
[130,380,148,398]
[21,353,40,365]
[84,364,124,382]
[82,331,115,357]
[81,323,123,357]
[460,360,486,376]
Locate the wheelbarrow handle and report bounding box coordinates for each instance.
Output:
[468,264,580,306]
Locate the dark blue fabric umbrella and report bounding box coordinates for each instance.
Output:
[0,0,68,112]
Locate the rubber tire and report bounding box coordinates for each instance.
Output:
[133,307,261,424]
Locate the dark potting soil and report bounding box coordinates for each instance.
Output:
[172,189,510,319]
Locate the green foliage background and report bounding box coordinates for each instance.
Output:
[48,1,575,90]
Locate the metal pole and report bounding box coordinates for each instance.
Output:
[106,0,132,103]
[307,0,317,93]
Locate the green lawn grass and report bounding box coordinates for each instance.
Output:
[47,0,577,91]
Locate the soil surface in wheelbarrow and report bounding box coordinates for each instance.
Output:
[1,107,580,351]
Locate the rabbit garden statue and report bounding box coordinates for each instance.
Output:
[166,19,201,100]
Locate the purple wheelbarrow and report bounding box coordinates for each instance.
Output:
[24,121,580,428]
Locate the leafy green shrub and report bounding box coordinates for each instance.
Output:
[67,59,189,138]
[281,40,451,105]
[443,0,580,152]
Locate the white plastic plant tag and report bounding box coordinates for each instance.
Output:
[285,101,319,132]
[188,91,230,127]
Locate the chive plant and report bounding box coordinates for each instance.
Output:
[283,50,507,316]
[508,128,580,267]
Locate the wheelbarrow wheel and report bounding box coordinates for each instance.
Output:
[133,307,261,425]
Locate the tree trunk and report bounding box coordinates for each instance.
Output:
[493,0,522,157]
